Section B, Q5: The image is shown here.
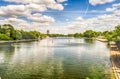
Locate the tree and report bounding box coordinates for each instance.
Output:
[83,30,97,38]
[74,33,83,38]
[12,30,22,40]
[0,34,10,40]
[67,34,74,37]
[104,25,120,41]
[2,24,14,30]
[2,24,15,39]
[112,25,120,41]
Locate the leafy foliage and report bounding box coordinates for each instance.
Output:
[0,34,10,40]
[66,25,120,41]
[0,24,46,40]
[103,25,120,41]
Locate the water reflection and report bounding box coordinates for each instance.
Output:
[0,44,15,78]
[84,39,94,44]
[0,38,114,79]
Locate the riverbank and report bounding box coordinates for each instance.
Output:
[0,39,40,44]
[110,41,120,79]
[96,38,108,42]
[82,37,108,42]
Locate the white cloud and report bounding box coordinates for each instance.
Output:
[0,12,56,32]
[28,13,55,24]
[68,14,120,32]
[4,0,56,4]
[8,18,27,24]
[106,3,120,12]
[26,3,47,12]
[0,0,65,18]
[4,0,30,4]
[0,5,29,18]
[112,3,120,7]
[67,2,120,33]
[0,18,31,30]
[47,3,64,10]
[106,7,116,12]
[89,0,115,5]
[0,0,66,33]
[76,17,84,21]
[3,0,64,11]
[114,10,120,17]
[57,0,67,3]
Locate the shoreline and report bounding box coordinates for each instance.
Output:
[96,38,108,42]
[110,41,120,79]
[0,37,108,44]
[0,39,40,44]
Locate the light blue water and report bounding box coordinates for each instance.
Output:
[0,38,113,79]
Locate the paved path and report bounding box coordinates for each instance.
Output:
[110,41,120,79]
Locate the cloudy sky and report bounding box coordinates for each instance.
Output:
[0,0,120,34]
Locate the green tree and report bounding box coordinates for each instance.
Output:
[74,33,83,38]
[83,30,97,38]
[0,34,10,40]
[2,24,15,39]
[12,30,22,40]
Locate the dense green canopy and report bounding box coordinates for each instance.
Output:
[0,24,47,40]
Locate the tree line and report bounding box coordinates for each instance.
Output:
[0,24,47,40]
[0,24,120,41]
[49,25,120,41]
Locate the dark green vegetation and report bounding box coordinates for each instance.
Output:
[0,24,47,40]
[48,34,66,37]
[107,25,120,41]
[71,25,120,41]
[68,30,101,38]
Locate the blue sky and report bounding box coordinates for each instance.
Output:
[0,0,120,33]
[42,0,119,21]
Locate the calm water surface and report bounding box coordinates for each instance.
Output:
[0,38,114,79]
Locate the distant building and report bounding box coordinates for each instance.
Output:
[47,30,50,35]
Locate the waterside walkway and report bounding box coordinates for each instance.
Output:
[110,41,120,79]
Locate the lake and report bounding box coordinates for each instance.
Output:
[0,38,114,79]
